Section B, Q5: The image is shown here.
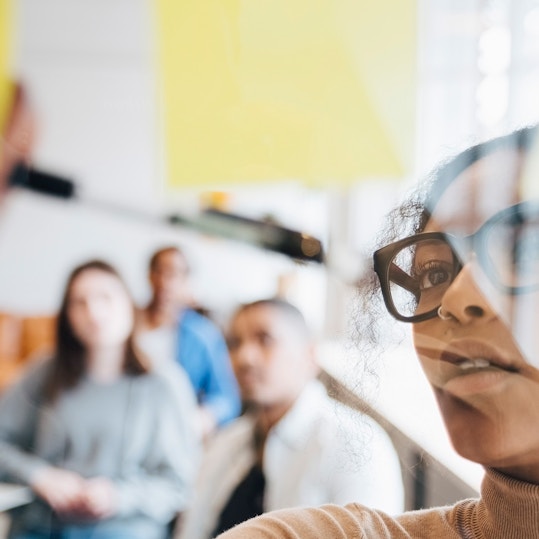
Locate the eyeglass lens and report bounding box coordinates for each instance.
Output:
[484,214,539,290]
[386,207,539,319]
[388,238,456,319]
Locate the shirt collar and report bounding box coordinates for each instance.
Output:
[268,379,327,451]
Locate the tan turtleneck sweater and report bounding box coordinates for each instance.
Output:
[217,468,539,538]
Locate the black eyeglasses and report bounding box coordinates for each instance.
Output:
[373,201,539,323]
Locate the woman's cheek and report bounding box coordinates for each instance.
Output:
[413,323,447,387]
[115,302,134,341]
[509,293,539,369]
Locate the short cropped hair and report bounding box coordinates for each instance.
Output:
[148,245,190,273]
[232,298,311,340]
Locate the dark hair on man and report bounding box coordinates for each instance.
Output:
[233,298,311,340]
[45,259,148,402]
[148,245,190,273]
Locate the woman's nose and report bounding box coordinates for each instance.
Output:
[439,262,497,324]
[85,298,109,321]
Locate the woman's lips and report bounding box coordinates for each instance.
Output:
[440,339,518,371]
[443,368,512,397]
[439,339,519,397]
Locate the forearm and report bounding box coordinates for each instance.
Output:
[115,474,192,523]
[0,440,49,484]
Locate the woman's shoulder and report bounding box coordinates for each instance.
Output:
[12,358,53,392]
[215,504,384,538]
[217,502,464,538]
[0,358,53,407]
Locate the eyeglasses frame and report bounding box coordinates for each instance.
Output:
[373,201,539,323]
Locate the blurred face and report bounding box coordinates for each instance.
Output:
[67,269,134,351]
[0,86,35,201]
[149,250,190,307]
[227,305,317,408]
[412,148,539,481]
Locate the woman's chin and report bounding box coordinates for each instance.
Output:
[445,416,534,469]
[436,396,500,463]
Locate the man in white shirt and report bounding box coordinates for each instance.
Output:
[176,298,404,539]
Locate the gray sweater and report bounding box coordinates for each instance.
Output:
[0,360,200,538]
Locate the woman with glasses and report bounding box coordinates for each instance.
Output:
[0,260,199,539]
[217,126,539,538]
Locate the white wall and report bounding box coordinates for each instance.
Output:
[0,0,327,331]
[0,0,163,311]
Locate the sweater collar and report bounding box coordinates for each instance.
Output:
[472,468,539,537]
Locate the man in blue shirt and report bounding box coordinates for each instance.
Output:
[139,246,241,439]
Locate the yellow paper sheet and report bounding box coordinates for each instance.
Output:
[155,0,416,188]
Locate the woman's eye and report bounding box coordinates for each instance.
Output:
[415,261,453,290]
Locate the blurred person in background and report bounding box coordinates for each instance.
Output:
[0,260,199,539]
[0,82,35,202]
[176,298,404,539]
[138,246,241,440]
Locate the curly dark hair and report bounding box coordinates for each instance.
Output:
[230,297,310,339]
